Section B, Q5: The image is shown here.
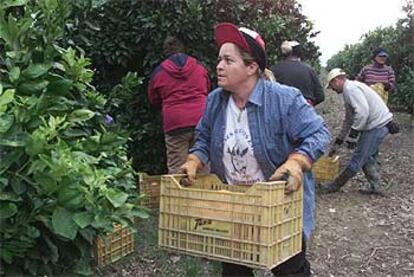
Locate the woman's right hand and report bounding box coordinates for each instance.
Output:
[178,154,202,184]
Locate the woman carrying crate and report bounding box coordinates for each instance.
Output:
[179,23,331,276]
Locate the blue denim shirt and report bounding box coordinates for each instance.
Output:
[190,79,331,239]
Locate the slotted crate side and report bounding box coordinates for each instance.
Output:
[158,174,303,269]
[158,220,302,269]
[160,176,287,225]
[312,156,340,184]
[179,174,251,193]
[138,172,162,209]
[138,173,230,209]
[95,224,135,267]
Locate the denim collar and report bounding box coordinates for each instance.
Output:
[219,78,264,107]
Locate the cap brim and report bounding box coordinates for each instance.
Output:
[377,51,388,57]
[214,23,251,54]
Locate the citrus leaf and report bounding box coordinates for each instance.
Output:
[130,208,149,219]
[105,189,128,208]
[34,173,58,195]
[0,132,27,147]
[18,80,49,94]
[9,67,20,82]
[0,138,26,147]
[0,114,14,133]
[22,63,51,79]
[47,78,72,95]
[68,109,95,123]
[58,187,83,210]
[0,89,15,113]
[52,207,78,240]
[0,202,18,219]
[73,212,93,229]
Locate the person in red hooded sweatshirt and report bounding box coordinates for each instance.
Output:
[148,36,211,173]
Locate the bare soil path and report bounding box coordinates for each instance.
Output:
[309,92,414,277]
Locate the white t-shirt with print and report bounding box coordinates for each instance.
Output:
[223,96,265,185]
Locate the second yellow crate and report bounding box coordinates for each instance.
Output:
[138,172,162,210]
[158,174,303,270]
[312,155,340,184]
[95,224,135,267]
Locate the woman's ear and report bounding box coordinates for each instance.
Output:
[247,62,260,76]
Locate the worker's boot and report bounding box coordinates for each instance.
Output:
[359,163,386,196]
[319,169,355,193]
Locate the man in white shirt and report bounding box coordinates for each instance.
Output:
[321,68,396,195]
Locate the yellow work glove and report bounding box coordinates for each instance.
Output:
[178,154,203,186]
[269,153,312,194]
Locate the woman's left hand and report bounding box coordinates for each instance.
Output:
[270,160,304,194]
[269,153,312,194]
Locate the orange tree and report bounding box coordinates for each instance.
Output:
[67,0,322,174]
[0,1,147,275]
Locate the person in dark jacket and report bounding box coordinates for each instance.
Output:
[271,40,325,106]
[148,36,211,173]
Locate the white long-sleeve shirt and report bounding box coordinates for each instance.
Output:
[339,80,393,140]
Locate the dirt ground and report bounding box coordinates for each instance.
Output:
[309,92,414,277]
[100,91,414,277]
[309,93,414,277]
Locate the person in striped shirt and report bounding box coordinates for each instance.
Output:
[356,48,396,104]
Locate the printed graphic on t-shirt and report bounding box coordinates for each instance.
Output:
[226,130,249,176]
[223,97,264,185]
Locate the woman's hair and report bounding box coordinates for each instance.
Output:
[238,48,255,67]
[235,46,261,75]
[236,46,275,81]
[263,69,276,82]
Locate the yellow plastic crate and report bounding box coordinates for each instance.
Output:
[312,155,340,184]
[138,172,162,210]
[370,83,389,104]
[95,224,135,267]
[158,174,303,270]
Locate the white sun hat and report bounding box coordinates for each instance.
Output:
[325,68,346,89]
[280,40,300,55]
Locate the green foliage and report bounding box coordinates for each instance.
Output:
[394,66,414,109]
[0,1,147,276]
[66,0,321,174]
[105,72,165,173]
[327,1,414,112]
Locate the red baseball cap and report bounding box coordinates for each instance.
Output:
[214,23,267,71]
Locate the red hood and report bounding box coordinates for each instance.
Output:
[161,54,197,79]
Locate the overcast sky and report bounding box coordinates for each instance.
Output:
[297,0,407,65]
